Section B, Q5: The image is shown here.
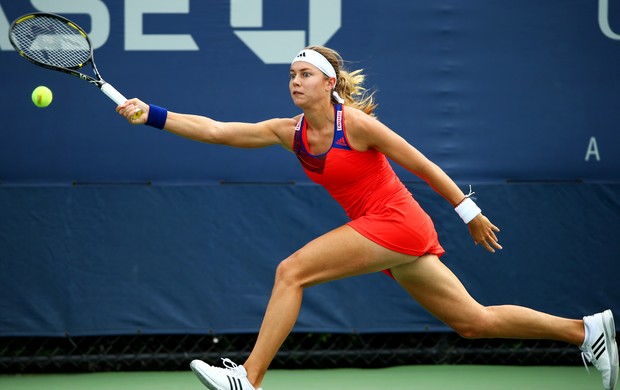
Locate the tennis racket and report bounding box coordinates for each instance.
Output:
[9,12,141,119]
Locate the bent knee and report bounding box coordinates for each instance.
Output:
[274,255,303,288]
[448,308,494,339]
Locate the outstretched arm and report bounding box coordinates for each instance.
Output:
[117,98,298,149]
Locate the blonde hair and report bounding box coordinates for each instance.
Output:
[306,46,377,116]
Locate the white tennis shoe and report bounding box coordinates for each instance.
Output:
[190,358,263,390]
[581,310,618,389]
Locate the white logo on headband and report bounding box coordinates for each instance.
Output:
[292,49,337,79]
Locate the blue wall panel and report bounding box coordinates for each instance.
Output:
[1,183,618,336]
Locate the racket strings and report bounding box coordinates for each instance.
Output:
[11,15,91,68]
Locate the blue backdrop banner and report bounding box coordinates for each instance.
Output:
[0,0,619,184]
[1,183,618,336]
[0,0,618,336]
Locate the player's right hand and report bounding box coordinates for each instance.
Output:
[117,98,148,125]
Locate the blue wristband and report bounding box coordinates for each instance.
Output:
[145,104,168,129]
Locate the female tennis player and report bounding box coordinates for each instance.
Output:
[117,46,617,390]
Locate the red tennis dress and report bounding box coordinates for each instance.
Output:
[293,104,444,277]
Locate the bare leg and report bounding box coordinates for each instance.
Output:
[243,225,418,387]
[390,254,584,344]
[241,232,584,388]
[242,272,302,384]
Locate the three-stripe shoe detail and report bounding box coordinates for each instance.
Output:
[593,333,607,360]
[227,375,243,390]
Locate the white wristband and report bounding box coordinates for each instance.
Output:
[455,197,481,224]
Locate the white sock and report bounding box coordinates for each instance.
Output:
[582,314,601,350]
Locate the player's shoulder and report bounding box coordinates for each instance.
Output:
[262,116,299,126]
[258,116,299,150]
[342,105,390,150]
[258,116,299,133]
[342,105,383,134]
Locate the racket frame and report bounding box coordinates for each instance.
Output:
[9,12,140,116]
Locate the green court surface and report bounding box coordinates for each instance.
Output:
[0,365,602,390]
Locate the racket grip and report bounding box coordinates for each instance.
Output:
[101,83,143,119]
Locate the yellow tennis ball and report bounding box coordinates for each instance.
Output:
[32,86,53,108]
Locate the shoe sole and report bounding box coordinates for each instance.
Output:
[190,360,223,390]
[603,310,619,390]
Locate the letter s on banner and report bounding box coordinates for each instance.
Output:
[599,0,620,40]
[231,0,341,64]
[125,0,198,51]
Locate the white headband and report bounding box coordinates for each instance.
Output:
[291,49,344,103]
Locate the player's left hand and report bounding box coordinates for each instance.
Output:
[467,213,502,253]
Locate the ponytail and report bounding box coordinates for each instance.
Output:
[306,46,378,116]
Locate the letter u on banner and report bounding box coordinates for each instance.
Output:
[599,0,620,40]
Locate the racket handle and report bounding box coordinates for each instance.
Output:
[101,83,143,119]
